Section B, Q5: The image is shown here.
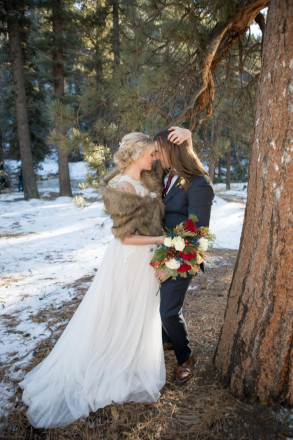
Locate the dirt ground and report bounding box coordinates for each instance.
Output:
[1,248,292,440]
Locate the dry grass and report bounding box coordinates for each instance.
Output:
[0,250,291,440]
[0,233,36,240]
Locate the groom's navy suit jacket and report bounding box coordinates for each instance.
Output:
[163,174,214,230]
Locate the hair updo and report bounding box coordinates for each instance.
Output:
[114,132,154,172]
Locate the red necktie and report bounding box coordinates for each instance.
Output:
[162,172,175,198]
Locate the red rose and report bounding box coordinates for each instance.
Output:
[184,219,197,233]
[179,251,197,261]
[177,263,191,273]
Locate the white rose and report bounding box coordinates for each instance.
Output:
[164,237,173,247]
[165,258,180,270]
[172,236,185,251]
[198,238,208,252]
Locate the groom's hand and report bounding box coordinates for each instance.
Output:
[168,126,192,145]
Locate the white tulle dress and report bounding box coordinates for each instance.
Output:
[20,176,166,429]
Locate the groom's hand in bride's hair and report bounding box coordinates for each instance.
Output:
[168,126,192,145]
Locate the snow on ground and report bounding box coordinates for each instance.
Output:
[0,162,246,420]
[210,195,245,249]
[214,182,248,200]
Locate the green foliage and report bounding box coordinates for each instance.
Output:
[48,111,110,171]
[1,0,263,185]
[196,33,261,182]
[74,194,86,207]
[209,0,237,22]
[188,214,199,224]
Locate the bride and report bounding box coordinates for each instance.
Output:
[20,132,166,429]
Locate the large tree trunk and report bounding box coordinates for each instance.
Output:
[226,149,231,190]
[0,128,7,190]
[52,0,72,197]
[112,0,120,69]
[208,157,217,183]
[208,118,217,183]
[0,129,4,171]
[214,0,293,405]
[5,1,39,200]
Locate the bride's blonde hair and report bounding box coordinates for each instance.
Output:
[114,132,154,172]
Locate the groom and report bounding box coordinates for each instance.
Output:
[153,126,214,384]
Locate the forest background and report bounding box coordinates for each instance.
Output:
[2,0,293,438]
[0,0,264,197]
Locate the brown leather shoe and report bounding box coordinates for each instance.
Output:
[163,342,173,351]
[175,354,195,384]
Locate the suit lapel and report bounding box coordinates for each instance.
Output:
[164,176,179,203]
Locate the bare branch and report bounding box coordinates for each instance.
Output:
[171,0,269,125]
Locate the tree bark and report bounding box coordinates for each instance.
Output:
[52,0,72,197]
[5,1,39,200]
[214,0,293,405]
[112,0,120,69]
[255,11,266,54]
[208,118,217,183]
[0,128,4,171]
[226,149,231,190]
[208,157,217,183]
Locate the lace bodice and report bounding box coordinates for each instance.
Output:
[119,175,149,197]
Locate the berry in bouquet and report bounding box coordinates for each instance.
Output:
[150,214,215,280]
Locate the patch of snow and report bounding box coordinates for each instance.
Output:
[210,196,245,250]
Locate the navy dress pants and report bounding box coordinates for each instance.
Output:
[160,275,192,365]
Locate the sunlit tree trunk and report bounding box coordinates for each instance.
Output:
[52,0,72,197]
[5,0,39,200]
[214,0,293,404]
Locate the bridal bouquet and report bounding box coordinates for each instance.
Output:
[150,214,215,280]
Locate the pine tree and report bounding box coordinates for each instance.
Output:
[112,0,120,69]
[3,0,39,199]
[214,0,293,404]
[51,0,72,197]
[70,0,120,160]
[1,2,51,166]
[200,34,261,184]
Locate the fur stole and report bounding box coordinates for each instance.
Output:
[100,163,165,239]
